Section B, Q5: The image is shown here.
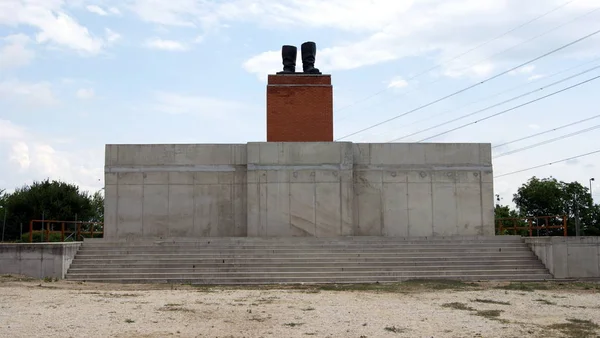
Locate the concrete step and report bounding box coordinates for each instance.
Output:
[67,264,547,274]
[65,268,550,279]
[69,259,543,269]
[64,274,555,284]
[77,245,530,253]
[73,251,537,258]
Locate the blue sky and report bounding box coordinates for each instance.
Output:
[1,0,600,206]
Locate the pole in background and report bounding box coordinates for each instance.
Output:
[1,206,6,242]
[591,178,595,196]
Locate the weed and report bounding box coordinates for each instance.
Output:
[547,318,600,338]
[301,307,316,311]
[284,323,305,327]
[159,304,195,313]
[473,299,510,305]
[124,319,135,323]
[475,310,503,318]
[442,302,475,311]
[384,326,405,333]
[536,299,556,306]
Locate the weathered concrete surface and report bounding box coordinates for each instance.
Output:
[0,243,81,279]
[525,237,600,279]
[104,142,494,238]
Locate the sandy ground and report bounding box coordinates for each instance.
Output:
[1,276,599,338]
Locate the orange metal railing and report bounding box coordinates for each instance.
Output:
[496,215,568,237]
[28,220,104,243]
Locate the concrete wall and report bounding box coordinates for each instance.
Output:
[0,243,81,279]
[525,237,600,279]
[105,142,494,238]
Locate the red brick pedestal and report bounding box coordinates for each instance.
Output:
[266,74,333,142]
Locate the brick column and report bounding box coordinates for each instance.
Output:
[266,74,333,142]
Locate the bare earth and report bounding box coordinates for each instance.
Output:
[1,276,599,338]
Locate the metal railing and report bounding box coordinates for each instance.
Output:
[496,215,568,237]
[28,220,104,243]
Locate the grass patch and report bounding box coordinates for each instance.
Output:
[496,282,548,292]
[475,310,503,318]
[384,326,405,333]
[158,304,195,313]
[1,275,12,278]
[442,302,475,311]
[301,307,316,311]
[473,299,510,305]
[536,299,557,306]
[548,318,600,338]
[124,319,135,323]
[284,322,304,327]
[314,280,479,293]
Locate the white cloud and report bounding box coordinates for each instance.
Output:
[108,7,122,15]
[528,74,546,81]
[509,64,536,76]
[0,80,59,107]
[0,34,35,70]
[86,5,108,16]
[152,92,247,118]
[240,0,600,79]
[144,38,188,51]
[76,88,95,99]
[105,28,121,43]
[387,77,409,89]
[0,119,104,194]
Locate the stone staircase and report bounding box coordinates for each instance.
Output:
[65,236,553,284]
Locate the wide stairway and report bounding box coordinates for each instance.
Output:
[65,236,553,284]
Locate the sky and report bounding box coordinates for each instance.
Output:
[1,0,600,207]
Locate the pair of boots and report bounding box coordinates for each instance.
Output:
[277,41,321,75]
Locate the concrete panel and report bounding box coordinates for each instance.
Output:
[169,172,194,185]
[424,143,481,165]
[316,182,342,237]
[290,183,316,236]
[105,145,117,166]
[118,172,143,185]
[115,144,176,166]
[142,185,169,237]
[117,185,143,238]
[456,183,483,236]
[340,171,354,236]
[479,143,492,166]
[193,185,219,237]
[173,144,244,165]
[567,243,599,278]
[368,143,427,166]
[0,243,81,279]
[552,243,569,279]
[407,171,433,237]
[480,181,495,235]
[382,182,409,237]
[432,182,458,236]
[266,182,291,237]
[195,172,219,185]
[354,171,382,236]
[103,184,118,239]
[144,172,169,185]
[105,172,117,185]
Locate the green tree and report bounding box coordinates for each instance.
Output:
[1,179,103,241]
[512,176,598,236]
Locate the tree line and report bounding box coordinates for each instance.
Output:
[0,176,598,242]
[495,176,599,236]
[0,179,103,242]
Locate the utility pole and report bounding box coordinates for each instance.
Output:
[574,193,581,237]
[591,178,595,196]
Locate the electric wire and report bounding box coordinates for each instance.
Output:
[383,57,600,139]
[495,149,600,178]
[387,64,600,142]
[335,27,600,141]
[416,74,600,142]
[333,0,578,115]
[493,123,600,158]
[493,113,600,149]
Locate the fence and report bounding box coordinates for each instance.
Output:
[495,215,568,237]
[28,220,104,243]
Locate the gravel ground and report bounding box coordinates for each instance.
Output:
[1,276,599,338]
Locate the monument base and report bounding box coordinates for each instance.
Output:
[104,142,494,239]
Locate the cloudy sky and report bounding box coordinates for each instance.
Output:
[1,0,600,206]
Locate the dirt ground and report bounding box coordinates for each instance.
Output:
[1,275,599,338]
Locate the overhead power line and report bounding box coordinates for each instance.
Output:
[416,74,600,142]
[385,57,600,138]
[493,123,600,158]
[335,27,600,141]
[493,113,600,149]
[333,0,578,115]
[388,64,600,142]
[495,149,600,178]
